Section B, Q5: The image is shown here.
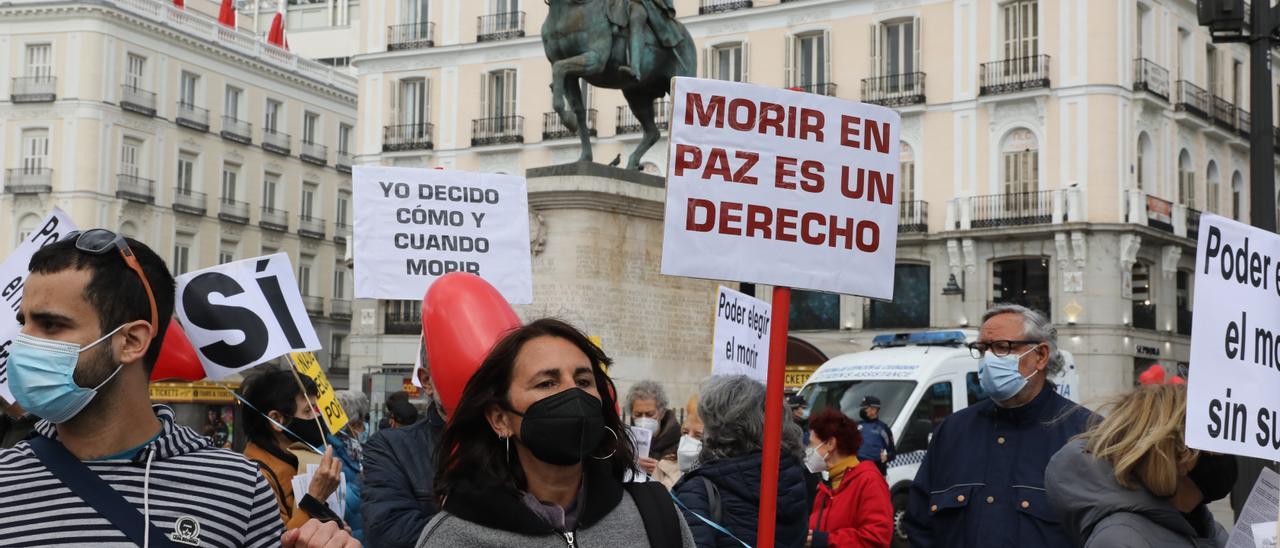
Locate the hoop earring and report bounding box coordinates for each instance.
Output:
[592,426,620,460]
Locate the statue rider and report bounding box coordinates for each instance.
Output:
[610,0,684,80]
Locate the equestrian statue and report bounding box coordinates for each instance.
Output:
[542,0,696,170]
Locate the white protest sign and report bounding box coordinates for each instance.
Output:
[353,166,533,303]
[628,426,653,461]
[0,208,78,404]
[1187,214,1280,459]
[175,253,321,380]
[711,286,772,383]
[661,78,901,298]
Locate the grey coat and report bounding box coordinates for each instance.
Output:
[1046,439,1228,548]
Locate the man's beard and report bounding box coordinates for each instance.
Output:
[68,340,124,419]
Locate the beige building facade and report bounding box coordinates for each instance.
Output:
[1,0,358,384]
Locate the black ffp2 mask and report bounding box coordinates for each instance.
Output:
[285,416,328,450]
[1188,452,1237,503]
[512,388,607,466]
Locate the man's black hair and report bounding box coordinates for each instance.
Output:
[27,235,176,373]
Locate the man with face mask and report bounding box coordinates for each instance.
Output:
[0,231,285,546]
[904,304,1095,548]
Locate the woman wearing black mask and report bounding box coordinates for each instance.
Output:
[420,318,695,547]
[241,368,344,530]
[1046,383,1233,547]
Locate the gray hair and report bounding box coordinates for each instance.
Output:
[335,390,369,422]
[697,375,804,465]
[625,380,669,415]
[983,303,1064,377]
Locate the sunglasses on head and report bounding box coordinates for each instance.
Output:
[64,229,158,337]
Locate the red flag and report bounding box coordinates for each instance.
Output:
[217,0,236,27]
[266,12,286,49]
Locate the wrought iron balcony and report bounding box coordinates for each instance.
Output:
[861,73,926,107]
[120,84,157,116]
[383,123,434,151]
[4,168,53,194]
[616,101,671,135]
[542,110,597,140]
[970,190,1056,228]
[11,76,56,103]
[172,187,207,216]
[1133,58,1169,101]
[1237,108,1251,138]
[116,174,155,203]
[899,200,928,233]
[979,55,1050,96]
[176,102,209,132]
[298,215,326,239]
[699,0,752,14]
[387,21,435,51]
[259,206,288,231]
[262,128,292,155]
[1174,81,1211,120]
[301,141,328,166]
[471,116,524,146]
[384,305,422,335]
[221,116,253,145]
[330,299,352,319]
[218,198,250,224]
[302,295,325,316]
[790,82,838,96]
[477,11,525,42]
[1212,96,1236,131]
[336,151,353,173]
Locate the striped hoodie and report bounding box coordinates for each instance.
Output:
[0,405,284,547]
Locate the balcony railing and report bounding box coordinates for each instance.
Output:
[861,73,926,107]
[1133,58,1169,101]
[330,299,352,319]
[11,76,56,103]
[1212,96,1236,130]
[790,82,838,96]
[301,141,327,166]
[471,116,524,146]
[699,0,752,14]
[221,116,253,144]
[542,110,597,140]
[262,128,292,155]
[385,308,422,335]
[120,84,157,116]
[1238,108,1251,138]
[336,151,353,173]
[176,102,209,132]
[979,55,1051,96]
[302,295,325,316]
[1174,81,1211,120]
[383,123,434,151]
[616,101,671,135]
[1187,208,1202,240]
[477,11,525,42]
[4,168,53,194]
[298,215,326,239]
[116,174,155,203]
[218,198,250,223]
[331,355,350,373]
[970,190,1056,228]
[899,200,928,233]
[387,21,435,51]
[172,187,207,216]
[259,206,288,231]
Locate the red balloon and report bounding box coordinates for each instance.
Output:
[150,321,206,382]
[423,273,521,416]
[1137,364,1166,385]
[1169,376,1187,385]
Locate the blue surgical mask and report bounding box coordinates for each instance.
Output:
[978,344,1041,403]
[9,326,126,424]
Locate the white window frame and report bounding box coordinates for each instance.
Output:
[24,44,52,79]
[263,173,279,210]
[225,86,244,120]
[121,137,144,178]
[301,182,318,219]
[265,99,283,133]
[21,128,50,172]
[221,163,240,202]
[303,111,321,144]
[126,53,146,90]
[180,71,200,107]
[707,42,748,83]
[785,31,830,90]
[177,152,197,193]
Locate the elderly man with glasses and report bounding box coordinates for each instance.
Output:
[903,304,1095,548]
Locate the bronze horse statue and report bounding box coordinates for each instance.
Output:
[542,0,695,170]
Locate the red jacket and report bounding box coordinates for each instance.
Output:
[809,459,893,548]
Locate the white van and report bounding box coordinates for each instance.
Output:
[798,330,1079,548]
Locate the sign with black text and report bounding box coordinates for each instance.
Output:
[711,286,772,384]
[175,254,321,380]
[289,352,349,433]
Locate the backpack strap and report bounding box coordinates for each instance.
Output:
[250,458,292,521]
[700,476,722,524]
[623,481,683,548]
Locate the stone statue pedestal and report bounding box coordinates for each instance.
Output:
[518,162,717,404]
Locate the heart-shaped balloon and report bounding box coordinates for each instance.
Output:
[423,273,521,416]
[150,321,206,382]
[1137,364,1166,385]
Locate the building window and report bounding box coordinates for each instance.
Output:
[790,290,840,331]
[17,214,40,246]
[1206,161,1220,214]
[298,259,314,296]
[1136,3,1152,60]
[402,0,429,24]
[265,99,283,133]
[1177,270,1193,335]
[900,142,916,204]
[1002,129,1039,209]
[337,190,351,227]
[333,268,347,299]
[1177,28,1192,82]
[121,137,143,178]
[173,239,191,276]
[20,129,50,172]
[490,0,518,15]
[482,69,517,120]
[1002,0,1038,61]
[1206,45,1218,96]
[303,112,320,144]
[263,172,279,209]
[865,263,930,328]
[225,86,243,120]
[221,163,239,201]
[708,43,747,82]
[24,44,52,78]
[126,53,146,90]
[218,242,235,264]
[992,257,1051,317]
[177,152,197,193]
[1178,150,1195,208]
[331,334,347,361]
[338,124,353,154]
[385,300,423,334]
[1232,59,1242,105]
[1136,132,1152,191]
[787,31,830,91]
[1232,171,1244,220]
[396,78,429,127]
[302,182,318,219]
[873,18,918,79]
[180,71,199,107]
[1132,262,1155,330]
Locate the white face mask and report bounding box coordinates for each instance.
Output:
[677,435,701,472]
[804,443,830,473]
[633,416,660,435]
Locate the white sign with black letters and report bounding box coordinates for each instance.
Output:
[711,286,772,384]
[175,253,320,380]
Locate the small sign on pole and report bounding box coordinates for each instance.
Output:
[289,351,349,434]
[711,286,772,384]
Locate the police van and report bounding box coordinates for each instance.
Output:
[798,330,1079,548]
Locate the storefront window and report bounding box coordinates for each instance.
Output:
[865,264,930,328]
[991,258,1051,317]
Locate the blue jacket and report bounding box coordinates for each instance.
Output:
[904,385,1094,548]
[361,405,445,548]
[672,452,809,548]
[857,418,895,465]
[326,434,364,543]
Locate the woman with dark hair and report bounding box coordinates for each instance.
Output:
[241,368,343,530]
[419,318,695,547]
[805,409,892,548]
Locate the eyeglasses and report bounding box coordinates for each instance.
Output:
[966,340,1041,359]
[66,229,158,337]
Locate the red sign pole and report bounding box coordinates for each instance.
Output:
[755,286,791,548]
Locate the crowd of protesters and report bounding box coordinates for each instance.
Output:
[0,230,1239,548]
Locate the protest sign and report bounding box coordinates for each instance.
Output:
[1187,214,1280,460]
[711,286,772,384]
[353,166,533,303]
[289,352,349,434]
[660,77,901,300]
[175,253,321,380]
[628,426,653,462]
[0,208,78,404]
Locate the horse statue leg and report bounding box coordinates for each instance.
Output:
[623,89,659,170]
[563,79,593,162]
[550,48,607,162]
